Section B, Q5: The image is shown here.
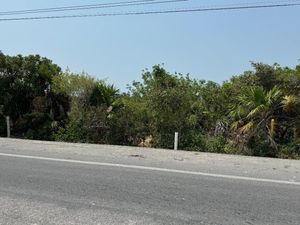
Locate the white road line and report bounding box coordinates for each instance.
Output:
[0,152,299,186]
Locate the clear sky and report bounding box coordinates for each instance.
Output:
[1,0,300,90]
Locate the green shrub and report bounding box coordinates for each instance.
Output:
[54,119,86,143]
[223,143,239,154]
[205,136,227,153]
[277,139,300,159]
[247,136,278,157]
[24,120,54,141]
[183,133,206,151]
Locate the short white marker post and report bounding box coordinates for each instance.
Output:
[174,132,178,151]
[6,116,10,138]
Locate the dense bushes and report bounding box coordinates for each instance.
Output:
[0,52,299,159]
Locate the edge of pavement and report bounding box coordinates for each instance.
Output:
[0,137,299,184]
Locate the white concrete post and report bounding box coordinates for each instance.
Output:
[6,116,10,138]
[174,132,178,150]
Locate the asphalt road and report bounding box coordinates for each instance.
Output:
[0,138,299,225]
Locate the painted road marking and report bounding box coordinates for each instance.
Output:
[0,152,299,186]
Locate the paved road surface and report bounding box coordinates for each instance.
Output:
[0,138,299,225]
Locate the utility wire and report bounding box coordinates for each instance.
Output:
[0,0,297,16]
[1,0,298,16]
[0,2,299,22]
[0,0,187,16]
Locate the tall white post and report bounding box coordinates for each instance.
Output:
[6,116,10,138]
[174,132,178,150]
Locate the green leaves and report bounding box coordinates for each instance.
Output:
[89,83,118,108]
[0,52,67,139]
[0,51,299,158]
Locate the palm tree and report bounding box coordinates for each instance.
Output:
[230,86,281,149]
[89,82,119,108]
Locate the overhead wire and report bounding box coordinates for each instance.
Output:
[1,0,299,16]
[0,1,299,21]
[0,0,187,16]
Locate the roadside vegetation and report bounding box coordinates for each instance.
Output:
[0,52,299,158]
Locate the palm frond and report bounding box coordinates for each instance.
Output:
[252,86,266,106]
[282,95,299,112]
[230,120,241,131]
[229,104,245,119]
[239,121,254,134]
[246,104,266,119]
[266,86,281,106]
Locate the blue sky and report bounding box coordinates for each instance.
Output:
[0,0,300,90]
